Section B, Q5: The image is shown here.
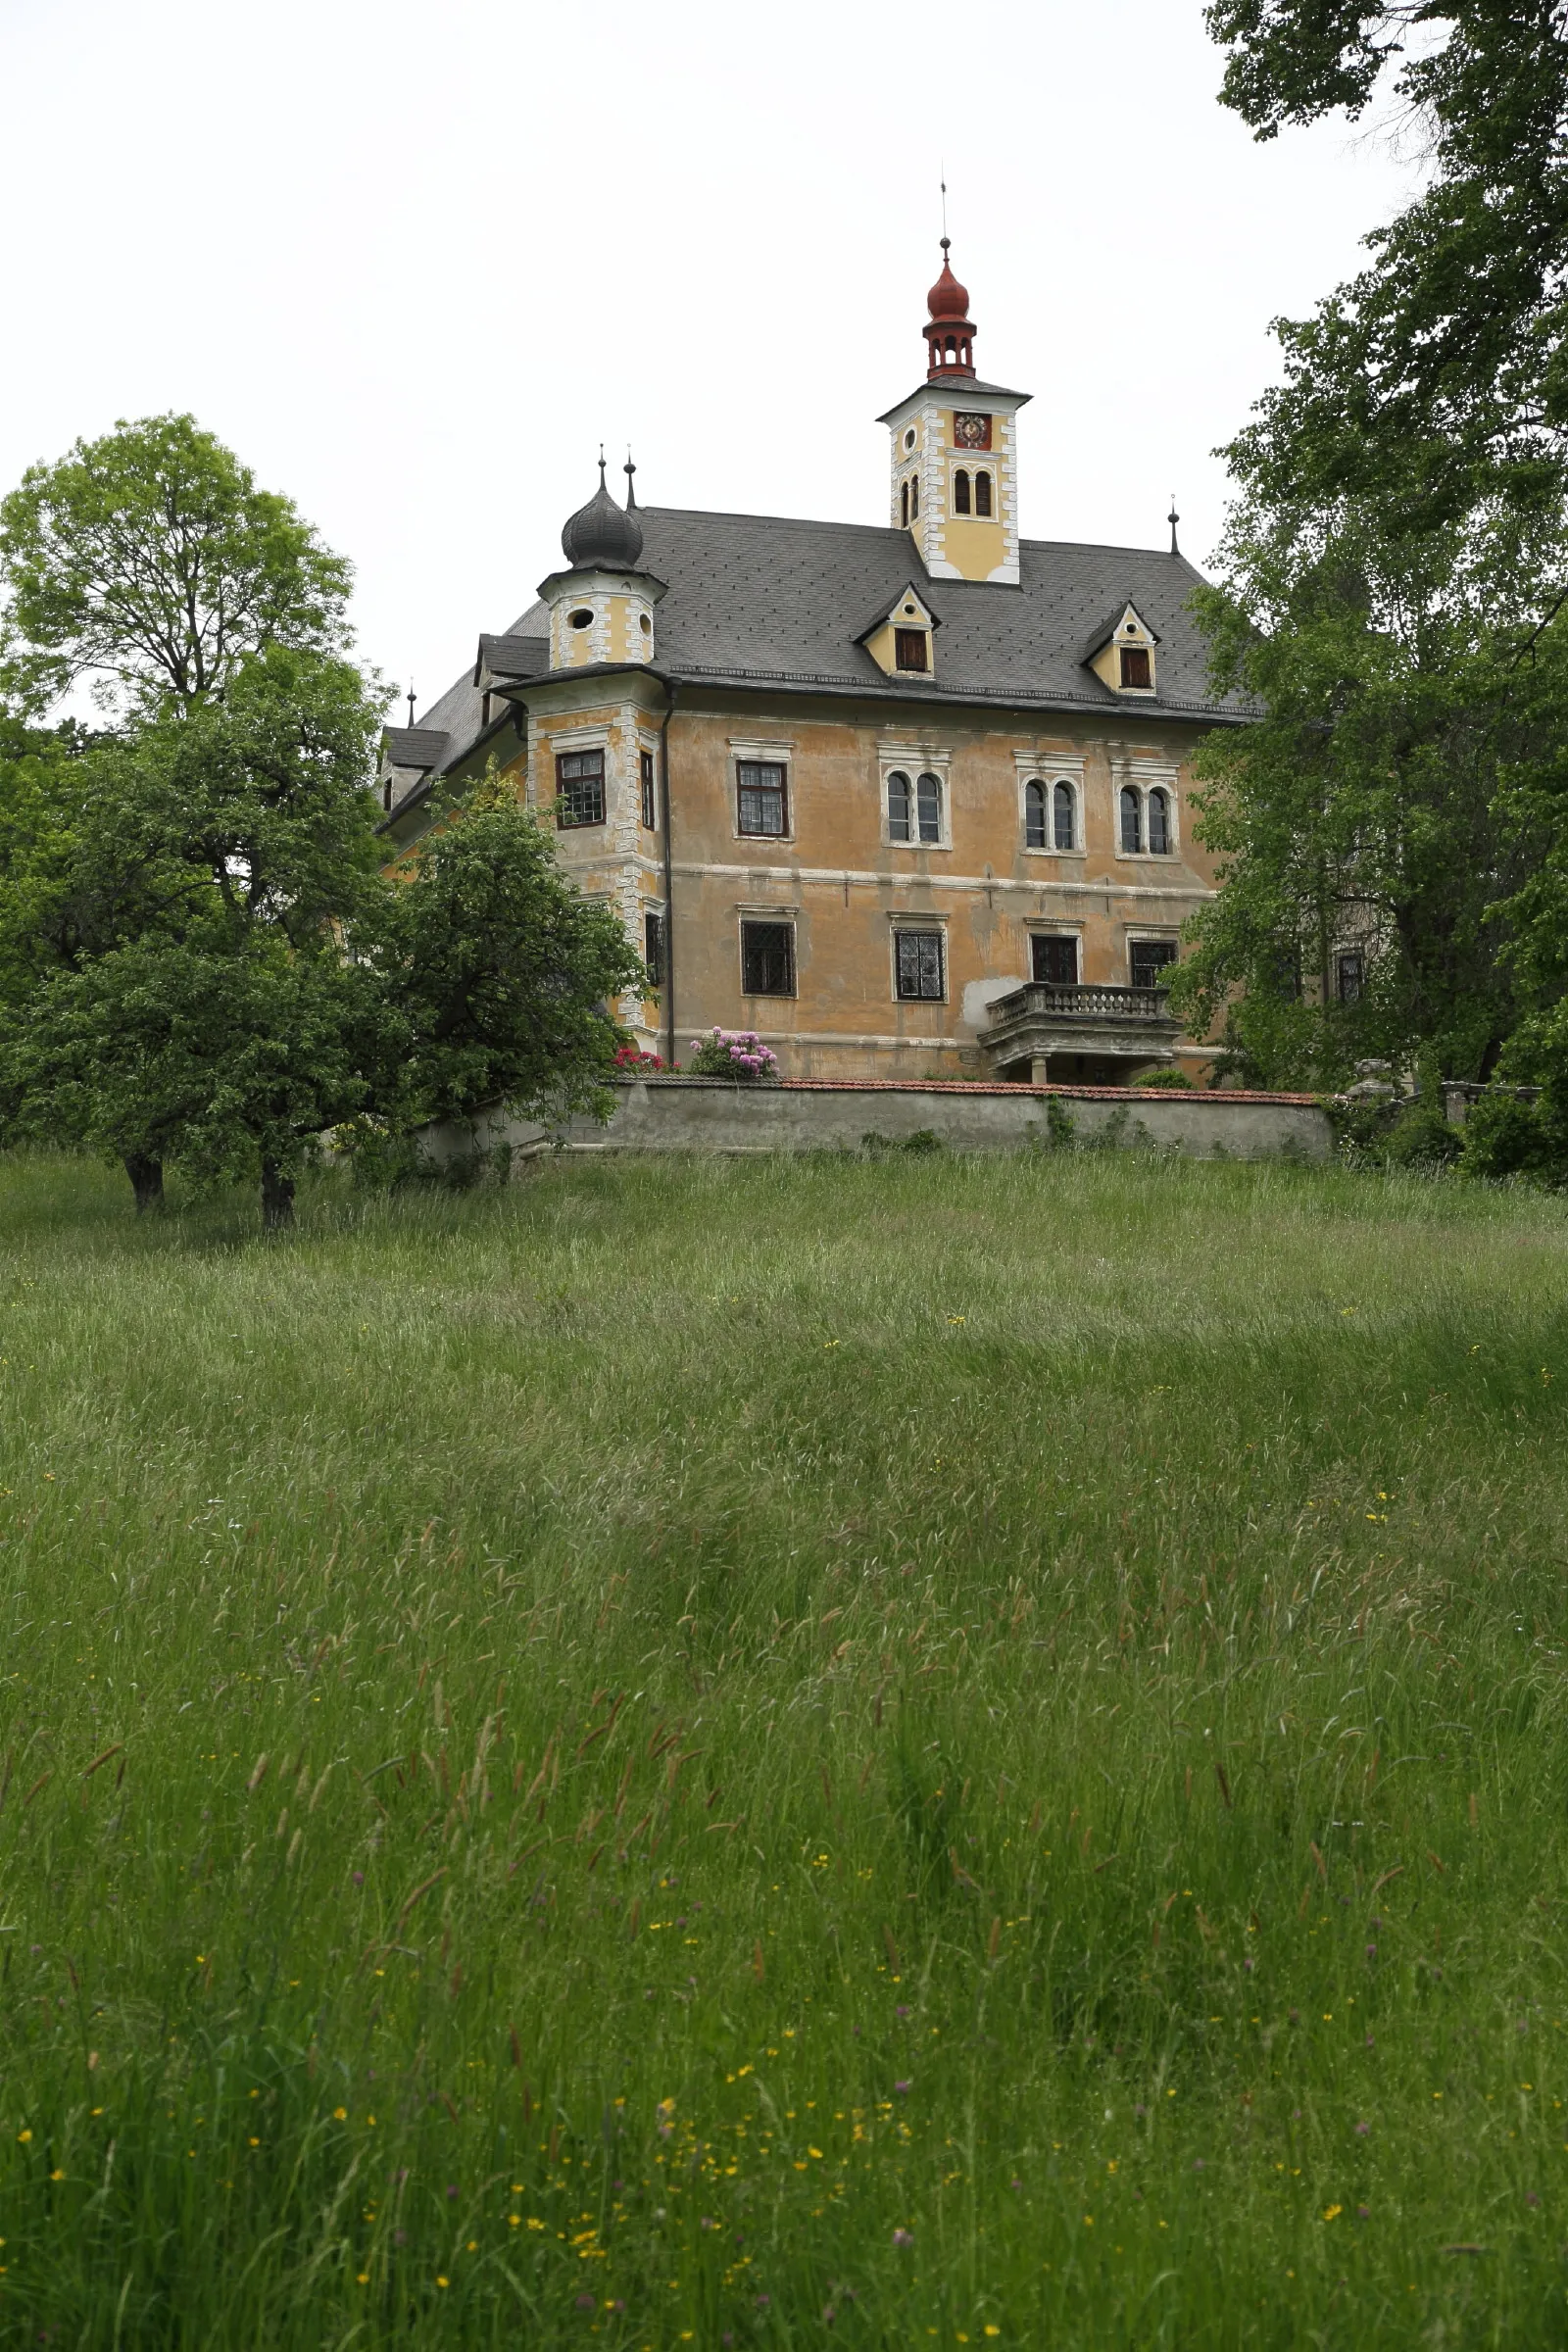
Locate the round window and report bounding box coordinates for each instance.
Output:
[569,608,593,631]
[640,612,652,634]
[904,428,915,452]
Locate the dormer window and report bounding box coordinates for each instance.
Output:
[1083,600,1160,696]
[859,586,938,680]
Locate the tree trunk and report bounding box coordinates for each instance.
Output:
[124,1153,164,1214]
[261,1158,295,1232]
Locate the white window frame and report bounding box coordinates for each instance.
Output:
[1024,924,1083,985]
[737,910,799,1000]
[1016,753,1085,857]
[1126,929,1181,990]
[1111,760,1181,862]
[879,744,952,851]
[729,735,795,847]
[889,914,950,1005]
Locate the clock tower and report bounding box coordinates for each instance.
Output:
[876,241,1031,587]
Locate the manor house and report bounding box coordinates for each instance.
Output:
[378,246,1244,1083]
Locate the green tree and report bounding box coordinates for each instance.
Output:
[0,414,352,720]
[1177,4,1568,1085]
[4,649,386,1226]
[374,773,643,1136]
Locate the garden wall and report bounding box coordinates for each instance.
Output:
[422,1077,1333,1166]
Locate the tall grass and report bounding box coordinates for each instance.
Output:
[2,1147,1567,2347]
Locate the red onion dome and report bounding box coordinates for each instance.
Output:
[926,240,970,321]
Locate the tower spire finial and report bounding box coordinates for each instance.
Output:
[406,681,416,728]
[940,165,948,248]
[624,447,637,510]
[1168,494,1181,557]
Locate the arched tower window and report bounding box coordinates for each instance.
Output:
[1119,786,1143,855]
[900,480,909,528]
[1053,782,1074,850]
[1148,788,1171,855]
[910,475,919,519]
[974,471,993,516]
[954,468,971,515]
[1024,780,1047,849]
[887,770,912,843]
[916,772,943,843]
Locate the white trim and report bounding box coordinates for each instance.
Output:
[548,721,612,753]
[736,908,799,1001]
[727,734,796,761]
[1015,752,1086,857]
[731,747,794,847]
[879,748,952,851]
[1110,759,1182,861]
[887,917,949,1006]
[667,858,1211,902]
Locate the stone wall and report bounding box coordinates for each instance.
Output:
[423,1077,1333,1166]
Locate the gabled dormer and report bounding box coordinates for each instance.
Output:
[858,585,940,681]
[1083,602,1161,697]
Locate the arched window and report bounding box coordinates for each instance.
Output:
[974,471,993,516]
[954,468,971,514]
[1024,780,1047,849]
[901,480,909,527]
[910,475,918,519]
[1147,788,1171,855]
[916,771,943,843]
[887,770,912,842]
[1119,786,1143,854]
[1053,781,1074,851]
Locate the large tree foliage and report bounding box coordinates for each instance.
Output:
[375,774,643,1136]
[0,414,352,720]
[2,683,643,1225]
[4,650,386,1223]
[1177,4,1568,1086]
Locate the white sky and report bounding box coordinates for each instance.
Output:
[0,0,1417,722]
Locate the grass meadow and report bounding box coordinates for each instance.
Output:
[2,1145,1567,2348]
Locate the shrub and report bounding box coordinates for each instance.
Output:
[1133,1067,1196,1090]
[685,1029,779,1080]
[613,1046,664,1074]
[1460,1091,1568,1183]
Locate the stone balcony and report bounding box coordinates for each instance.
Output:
[977,982,1183,1085]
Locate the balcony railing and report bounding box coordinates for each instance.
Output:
[986,982,1174,1025]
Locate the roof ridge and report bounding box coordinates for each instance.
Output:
[637,505,1199,568]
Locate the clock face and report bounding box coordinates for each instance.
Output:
[953,411,992,451]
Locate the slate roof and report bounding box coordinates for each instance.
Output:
[382,726,451,771]
[393,506,1239,808]
[475,632,550,684]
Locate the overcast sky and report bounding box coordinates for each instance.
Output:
[1,0,1417,721]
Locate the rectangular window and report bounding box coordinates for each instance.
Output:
[741,919,795,997]
[895,628,928,672]
[895,928,945,1002]
[1031,933,1078,986]
[1130,939,1178,992]
[640,749,657,829]
[737,760,788,837]
[1120,645,1152,690]
[556,748,605,827]
[1337,950,1364,1003]
[643,911,664,988]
